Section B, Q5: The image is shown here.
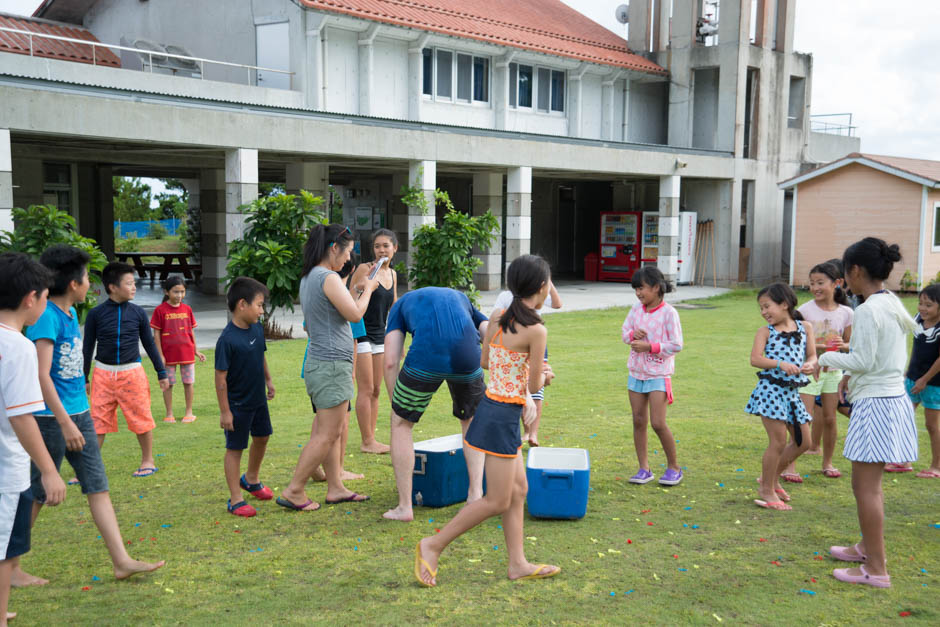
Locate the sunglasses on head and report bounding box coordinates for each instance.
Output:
[332,225,352,244]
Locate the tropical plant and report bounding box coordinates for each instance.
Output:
[0,205,108,321]
[148,222,168,240]
[407,195,500,306]
[113,177,154,221]
[900,270,919,293]
[224,191,326,335]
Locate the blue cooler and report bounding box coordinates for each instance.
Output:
[412,434,470,507]
[526,447,590,519]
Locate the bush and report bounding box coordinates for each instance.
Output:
[0,205,108,321]
[115,236,141,253]
[148,222,168,240]
[406,190,499,306]
[900,270,919,293]
[225,191,326,334]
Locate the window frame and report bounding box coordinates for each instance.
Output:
[422,46,491,106]
[509,62,565,115]
[932,201,940,252]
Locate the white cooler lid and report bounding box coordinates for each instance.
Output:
[413,433,464,453]
[526,447,590,470]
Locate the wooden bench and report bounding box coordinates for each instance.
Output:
[115,252,202,284]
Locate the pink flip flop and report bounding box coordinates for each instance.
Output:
[780,473,803,484]
[915,469,940,478]
[884,463,913,473]
[829,543,866,562]
[833,564,890,588]
[754,499,792,511]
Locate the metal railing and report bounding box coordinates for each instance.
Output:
[810,113,856,137]
[0,25,294,88]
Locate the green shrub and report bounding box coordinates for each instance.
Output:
[115,236,141,253]
[0,205,108,321]
[225,191,326,333]
[148,222,168,240]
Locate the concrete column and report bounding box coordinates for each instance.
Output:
[628,0,651,54]
[601,72,622,141]
[472,172,503,290]
[406,160,435,269]
[658,175,680,288]
[199,168,226,294]
[390,171,409,265]
[505,166,531,270]
[0,129,12,234]
[407,35,429,122]
[567,70,583,138]
[494,54,513,131]
[285,162,329,199]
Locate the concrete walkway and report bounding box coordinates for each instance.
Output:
[123,279,728,350]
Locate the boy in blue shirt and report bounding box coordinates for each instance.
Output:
[0,253,65,625]
[12,246,164,589]
[216,277,275,517]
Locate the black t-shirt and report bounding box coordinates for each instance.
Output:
[907,314,940,386]
[215,321,266,410]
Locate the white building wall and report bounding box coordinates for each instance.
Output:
[372,39,409,119]
[580,74,603,140]
[326,28,359,114]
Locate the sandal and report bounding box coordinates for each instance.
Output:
[916,468,940,478]
[780,472,803,484]
[822,468,842,478]
[884,463,913,473]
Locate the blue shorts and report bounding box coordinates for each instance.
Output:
[464,396,523,458]
[0,490,33,560]
[224,403,273,450]
[31,411,109,502]
[906,378,940,410]
[628,376,667,394]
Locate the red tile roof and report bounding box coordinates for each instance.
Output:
[300,0,666,76]
[0,14,120,67]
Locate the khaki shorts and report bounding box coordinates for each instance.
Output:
[799,368,842,396]
[304,358,354,411]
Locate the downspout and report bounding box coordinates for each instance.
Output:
[919,185,928,289]
[788,186,797,285]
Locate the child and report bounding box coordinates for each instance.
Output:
[215,277,275,517]
[900,284,940,477]
[0,253,65,626]
[746,283,817,510]
[83,262,169,477]
[13,246,164,589]
[151,276,206,423]
[818,238,917,588]
[414,255,558,587]
[784,261,853,480]
[492,281,563,446]
[622,266,684,486]
[348,229,397,455]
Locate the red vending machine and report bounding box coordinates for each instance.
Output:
[599,211,641,281]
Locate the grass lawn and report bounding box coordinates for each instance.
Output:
[12,291,937,625]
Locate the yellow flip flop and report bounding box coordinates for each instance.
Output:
[518,564,561,580]
[414,541,437,587]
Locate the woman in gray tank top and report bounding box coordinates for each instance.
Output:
[277,224,379,512]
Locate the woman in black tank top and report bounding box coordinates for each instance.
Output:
[349,229,398,454]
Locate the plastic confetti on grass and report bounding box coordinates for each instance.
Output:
[759,538,766,542]
[627,539,632,544]
[610,592,616,596]
[608,549,621,554]
[641,509,651,514]
[810,578,817,583]
[625,589,633,595]
[799,589,816,596]
[435,529,440,533]
[138,495,143,499]
[493,545,499,550]
[526,536,537,541]
[678,568,687,572]
[82,586,90,591]
[921,568,928,574]
[717,483,724,487]
[647,522,654,526]
[814,556,824,561]
[161,524,171,528]
[612,517,621,521]
[652,573,660,581]
[899,611,912,617]
[468,559,481,563]
[591,538,599,543]
[692,525,699,529]
[134,523,141,527]
[683,524,688,528]
[771,560,782,566]
[684,507,692,510]
[735,520,741,525]
[428,519,434,523]
[736,468,744,472]
[91,576,100,581]
[483,570,494,574]
[589,434,597,438]
[672,554,678,558]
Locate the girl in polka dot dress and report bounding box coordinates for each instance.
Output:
[746,283,817,510]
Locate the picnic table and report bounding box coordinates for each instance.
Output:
[115,252,201,284]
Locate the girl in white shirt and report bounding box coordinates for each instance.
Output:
[818,238,917,589]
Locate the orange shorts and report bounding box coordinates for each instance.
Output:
[90,363,155,435]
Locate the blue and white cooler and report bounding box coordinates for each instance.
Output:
[526,447,590,519]
[412,434,471,507]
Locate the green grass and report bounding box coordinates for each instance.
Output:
[13,291,937,625]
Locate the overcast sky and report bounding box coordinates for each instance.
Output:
[2,0,938,160]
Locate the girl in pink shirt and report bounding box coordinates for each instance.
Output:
[621,267,684,486]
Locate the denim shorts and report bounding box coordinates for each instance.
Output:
[906,378,940,410]
[224,403,273,450]
[628,376,666,394]
[31,411,109,502]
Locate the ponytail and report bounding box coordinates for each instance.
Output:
[499,255,551,333]
[302,223,353,277]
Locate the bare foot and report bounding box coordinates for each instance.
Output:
[6,611,16,620]
[508,562,560,580]
[114,559,165,580]
[308,467,327,482]
[416,537,439,586]
[383,505,414,522]
[360,441,390,454]
[467,488,484,503]
[527,438,540,447]
[804,448,821,455]
[340,470,365,481]
[11,567,48,587]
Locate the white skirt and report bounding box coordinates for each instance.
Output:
[843,395,918,463]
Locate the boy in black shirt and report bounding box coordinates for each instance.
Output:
[215,278,275,517]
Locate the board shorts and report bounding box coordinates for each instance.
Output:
[91,362,155,435]
[905,378,940,410]
[392,365,485,423]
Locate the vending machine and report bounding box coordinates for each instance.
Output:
[598,211,641,281]
[640,211,659,266]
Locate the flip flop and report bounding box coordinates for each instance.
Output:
[517,564,560,580]
[325,492,370,505]
[916,469,940,478]
[162,416,176,423]
[132,467,158,477]
[181,415,197,424]
[414,541,437,587]
[884,463,913,473]
[275,496,321,512]
[754,499,792,511]
[67,478,80,486]
[823,467,842,478]
[780,473,803,484]
[755,478,791,501]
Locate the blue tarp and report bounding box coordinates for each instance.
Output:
[114,218,180,238]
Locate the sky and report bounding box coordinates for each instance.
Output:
[2,0,938,160]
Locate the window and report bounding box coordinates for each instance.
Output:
[421,48,490,103]
[422,49,432,95]
[787,76,805,129]
[509,63,563,112]
[933,202,940,250]
[436,50,452,98]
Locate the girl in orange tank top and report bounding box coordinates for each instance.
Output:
[414,255,560,587]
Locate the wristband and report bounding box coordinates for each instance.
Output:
[776,360,781,369]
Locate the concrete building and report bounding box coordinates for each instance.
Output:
[0,0,859,293]
[780,152,940,291]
